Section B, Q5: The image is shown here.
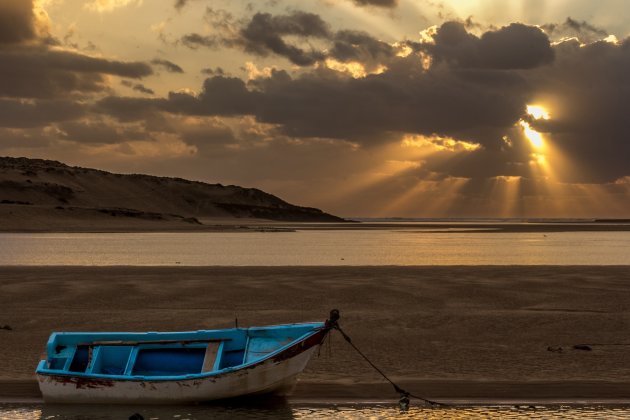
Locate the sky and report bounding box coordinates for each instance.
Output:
[1,0,629,218]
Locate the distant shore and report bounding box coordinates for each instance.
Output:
[2,215,630,233]
[2,265,630,401]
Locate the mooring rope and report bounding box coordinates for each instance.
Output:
[331,322,446,408]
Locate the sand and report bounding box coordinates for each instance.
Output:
[2,265,630,402]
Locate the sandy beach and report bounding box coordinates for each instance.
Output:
[1,265,630,402]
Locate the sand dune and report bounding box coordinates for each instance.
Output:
[0,157,343,231]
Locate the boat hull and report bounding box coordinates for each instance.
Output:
[38,335,321,404]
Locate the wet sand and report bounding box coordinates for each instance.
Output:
[1,266,630,402]
[3,210,630,234]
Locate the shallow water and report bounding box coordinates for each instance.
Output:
[0,230,629,265]
[4,403,630,419]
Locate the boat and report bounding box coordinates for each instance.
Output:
[36,311,339,404]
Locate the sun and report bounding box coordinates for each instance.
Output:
[520,121,544,149]
[519,104,551,149]
[526,105,550,121]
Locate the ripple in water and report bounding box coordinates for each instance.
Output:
[4,404,630,419]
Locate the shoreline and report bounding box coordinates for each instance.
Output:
[5,379,630,405]
[3,266,630,402]
[2,221,630,234]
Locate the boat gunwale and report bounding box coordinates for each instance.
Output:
[36,322,328,383]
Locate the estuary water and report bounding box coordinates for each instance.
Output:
[0,230,628,265]
[4,403,630,419]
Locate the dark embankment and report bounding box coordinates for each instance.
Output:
[0,157,344,231]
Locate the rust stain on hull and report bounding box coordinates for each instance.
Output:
[44,375,115,390]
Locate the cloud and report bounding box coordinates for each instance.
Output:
[95,96,166,122]
[84,0,143,13]
[132,84,154,95]
[174,0,188,10]
[0,0,44,44]
[350,0,398,8]
[174,117,236,155]
[151,58,184,73]
[181,33,219,49]
[329,30,396,70]
[237,11,331,66]
[415,21,554,69]
[541,17,608,44]
[100,59,528,147]
[252,67,527,145]
[182,10,395,69]
[0,48,153,98]
[0,99,85,128]
[121,80,155,95]
[201,67,225,76]
[180,7,237,50]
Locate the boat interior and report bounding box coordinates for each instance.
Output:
[37,323,323,379]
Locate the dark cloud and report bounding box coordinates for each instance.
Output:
[542,17,608,44]
[174,0,187,10]
[95,96,166,122]
[237,12,331,66]
[0,99,85,128]
[329,30,396,70]
[242,11,331,39]
[0,0,39,44]
[177,120,236,154]
[479,23,554,69]
[100,60,527,148]
[0,47,152,99]
[149,77,258,118]
[132,84,155,95]
[121,80,155,95]
[151,58,184,73]
[417,21,554,69]
[30,49,152,77]
[0,59,102,98]
[253,67,528,145]
[182,10,395,69]
[181,33,219,49]
[350,0,398,8]
[201,67,225,76]
[196,77,258,115]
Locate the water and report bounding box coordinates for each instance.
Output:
[4,403,630,419]
[0,230,628,265]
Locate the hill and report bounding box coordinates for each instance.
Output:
[0,157,344,231]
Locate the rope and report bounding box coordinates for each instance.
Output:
[332,323,446,408]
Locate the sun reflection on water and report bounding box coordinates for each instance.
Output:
[5,403,630,419]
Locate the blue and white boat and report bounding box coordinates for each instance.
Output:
[36,313,338,404]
